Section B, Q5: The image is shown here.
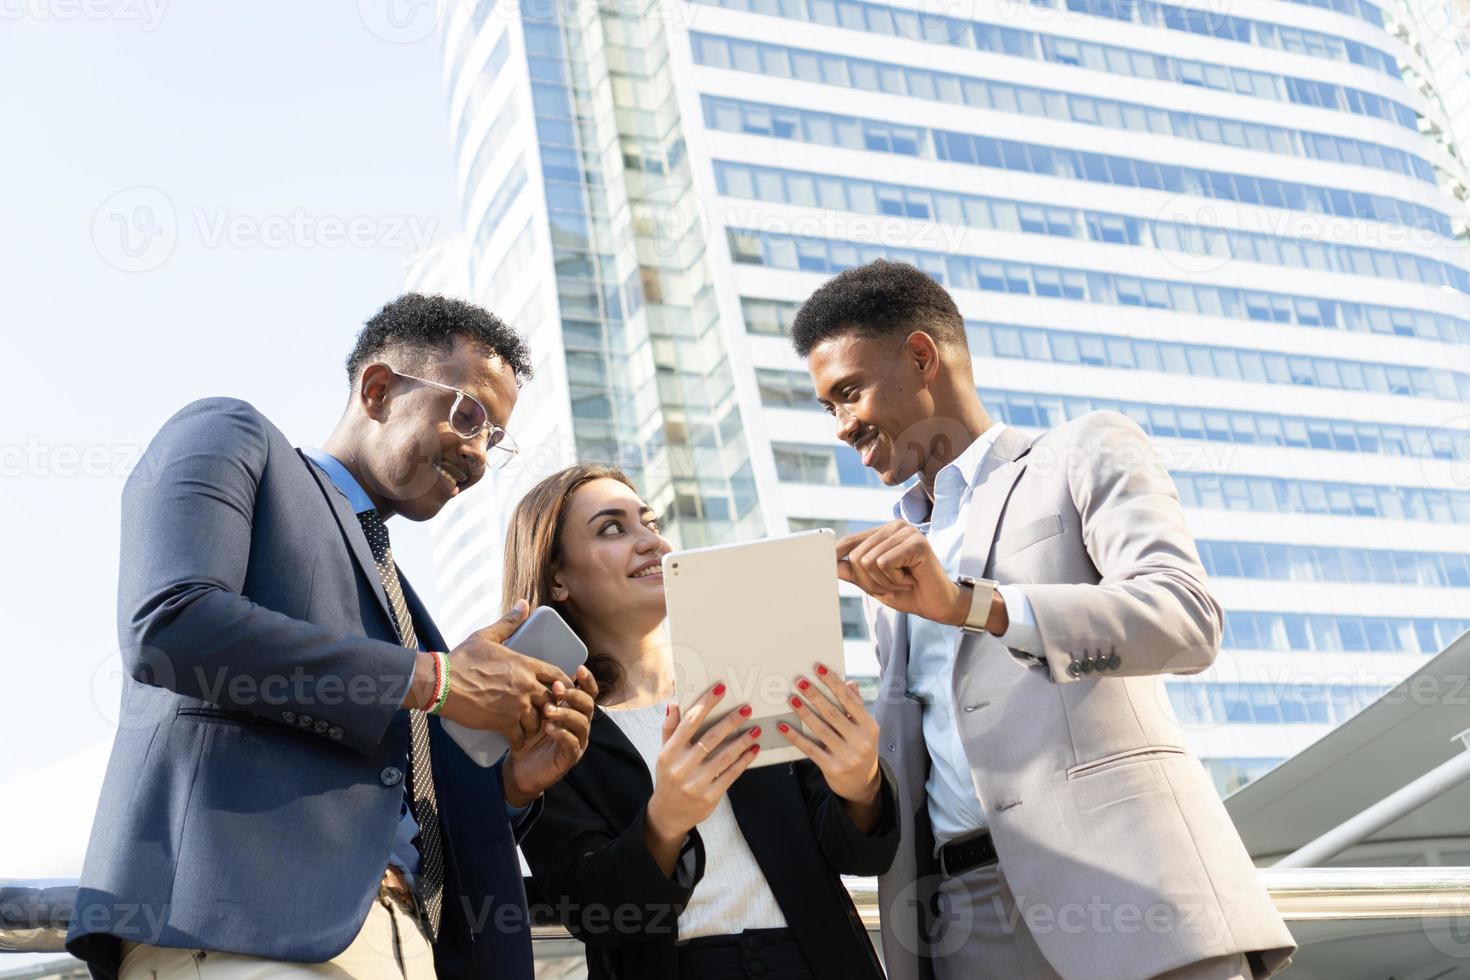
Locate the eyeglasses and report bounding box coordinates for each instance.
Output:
[391,370,519,469]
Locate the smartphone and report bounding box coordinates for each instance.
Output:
[440,605,590,767]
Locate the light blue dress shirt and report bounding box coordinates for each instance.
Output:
[894,423,1041,845]
[301,447,529,892]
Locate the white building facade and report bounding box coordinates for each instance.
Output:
[428,0,1470,793]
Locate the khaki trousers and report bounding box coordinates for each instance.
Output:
[930,862,1252,980]
[118,892,435,980]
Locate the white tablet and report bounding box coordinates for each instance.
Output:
[662,528,846,768]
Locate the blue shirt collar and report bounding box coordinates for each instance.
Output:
[301,447,376,515]
[893,421,1008,525]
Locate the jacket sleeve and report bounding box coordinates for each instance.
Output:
[117,397,416,753]
[521,772,705,949]
[793,758,900,877]
[1019,411,1224,684]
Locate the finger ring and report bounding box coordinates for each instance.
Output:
[695,740,711,755]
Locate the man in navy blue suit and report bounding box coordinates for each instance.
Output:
[67,294,596,979]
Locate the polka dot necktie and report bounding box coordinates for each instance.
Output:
[357,508,445,942]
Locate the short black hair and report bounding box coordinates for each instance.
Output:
[790,260,966,358]
[345,293,534,387]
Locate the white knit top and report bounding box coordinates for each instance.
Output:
[604,699,788,941]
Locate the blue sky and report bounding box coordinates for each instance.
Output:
[0,0,466,839]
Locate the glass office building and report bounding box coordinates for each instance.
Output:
[425,0,1470,793]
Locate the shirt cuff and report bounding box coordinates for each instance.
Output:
[995,584,1041,654]
[506,800,533,825]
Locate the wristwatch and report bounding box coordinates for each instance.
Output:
[955,575,999,634]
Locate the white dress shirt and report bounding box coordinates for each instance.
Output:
[605,699,788,941]
[895,422,1041,844]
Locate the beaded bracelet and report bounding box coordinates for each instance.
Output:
[421,652,443,713]
[428,651,452,715]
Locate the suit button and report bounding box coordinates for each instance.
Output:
[1108,653,1122,670]
[328,727,344,741]
[1066,662,1080,678]
[381,767,404,787]
[314,719,329,733]
[297,715,313,728]
[281,711,297,724]
[1080,658,1093,674]
[886,742,896,753]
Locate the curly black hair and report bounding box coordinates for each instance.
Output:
[790,260,967,358]
[345,293,534,387]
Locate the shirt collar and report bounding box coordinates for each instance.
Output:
[301,447,376,515]
[893,421,1009,525]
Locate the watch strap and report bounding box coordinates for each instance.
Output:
[956,575,998,634]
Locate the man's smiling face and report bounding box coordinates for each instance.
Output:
[806,329,934,486]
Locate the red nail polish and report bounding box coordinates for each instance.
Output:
[750,727,761,739]
[790,695,803,709]
[750,744,760,754]
[739,704,753,717]
[713,683,726,697]
[797,678,811,692]
[777,722,790,733]
[665,704,671,717]
[816,664,828,676]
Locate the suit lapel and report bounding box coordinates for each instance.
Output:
[297,449,395,628]
[873,603,912,704]
[590,708,656,780]
[955,425,1035,581]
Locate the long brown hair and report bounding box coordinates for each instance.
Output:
[501,464,637,703]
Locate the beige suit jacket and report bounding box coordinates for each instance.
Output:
[869,411,1296,980]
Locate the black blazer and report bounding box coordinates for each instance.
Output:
[521,707,901,980]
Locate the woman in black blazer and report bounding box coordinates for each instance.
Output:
[505,464,899,980]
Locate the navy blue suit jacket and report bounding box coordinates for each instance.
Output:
[66,398,538,979]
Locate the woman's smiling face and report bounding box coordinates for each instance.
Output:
[551,478,672,631]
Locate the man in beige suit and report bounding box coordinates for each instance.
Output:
[792,260,1296,980]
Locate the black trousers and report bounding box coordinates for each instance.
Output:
[676,927,814,980]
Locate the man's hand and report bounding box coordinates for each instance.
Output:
[501,668,598,807]
[836,521,970,626]
[433,601,574,748]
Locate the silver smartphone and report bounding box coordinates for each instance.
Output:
[440,605,590,767]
